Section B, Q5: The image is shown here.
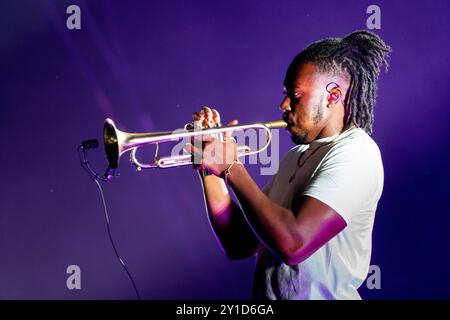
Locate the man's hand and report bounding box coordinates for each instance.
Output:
[186,106,239,176]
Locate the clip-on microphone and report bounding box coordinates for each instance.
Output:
[78,139,118,182]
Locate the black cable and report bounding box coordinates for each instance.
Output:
[78,142,141,300]
[93,178,141,300]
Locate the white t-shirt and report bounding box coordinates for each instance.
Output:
[252,127,384,300]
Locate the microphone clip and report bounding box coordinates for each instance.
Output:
[103,166,119,180]
[78,139,117,182]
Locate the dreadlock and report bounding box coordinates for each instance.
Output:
[286,30,391,134]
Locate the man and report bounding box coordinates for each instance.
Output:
[186,30,391,300]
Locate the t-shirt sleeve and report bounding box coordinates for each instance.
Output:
[262,176,275,196]
[302,143,383,224]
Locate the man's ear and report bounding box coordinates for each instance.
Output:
[327,87,342,105]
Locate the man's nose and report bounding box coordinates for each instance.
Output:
[280,96,292,112]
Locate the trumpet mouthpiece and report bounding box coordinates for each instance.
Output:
[265,120,288,129]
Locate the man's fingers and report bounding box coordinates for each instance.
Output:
[201,106,213,127]
[184,143,195,154]
[184,142,201,158]
[201,106,212,116]
[193,111,203,121]
[184,143,204,169]
[193,111,204,129]
[185,139,215,152]
[192,106,223,132]
[191,134,214,146]
[201,134,214,142]
[211,109,221,127]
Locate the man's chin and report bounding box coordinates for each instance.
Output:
[289,132,309,145]
[286,124,309,145]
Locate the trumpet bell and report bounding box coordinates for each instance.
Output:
[103,118,120,169]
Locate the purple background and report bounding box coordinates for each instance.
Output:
[1,0,450,299]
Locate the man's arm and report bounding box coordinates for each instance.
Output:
[199,173,260,260]
[190,108,260,260]
[225,162,347,266]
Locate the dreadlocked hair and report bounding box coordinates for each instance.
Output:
[286,30,391,134]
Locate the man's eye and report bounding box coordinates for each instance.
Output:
[283,89,301,99]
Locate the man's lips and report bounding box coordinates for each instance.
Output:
[283,120,293,134]
[282,113,293,126]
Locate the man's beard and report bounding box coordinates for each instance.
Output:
[312,103,324,125]
[290,104,324,145]
[290,130,309,145]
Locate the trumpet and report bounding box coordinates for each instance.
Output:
[103,118,287,174]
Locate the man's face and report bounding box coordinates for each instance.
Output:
[281,63,331,145]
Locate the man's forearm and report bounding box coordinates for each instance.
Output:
[200,173,260,259]
[201,174,233,224]
[225,162,300,260]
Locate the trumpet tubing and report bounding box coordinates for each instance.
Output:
[103,118,287,171]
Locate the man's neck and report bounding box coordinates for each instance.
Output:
[315,121,356,140]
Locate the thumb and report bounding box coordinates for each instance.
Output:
[224,119,238,139]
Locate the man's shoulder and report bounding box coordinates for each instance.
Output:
[332,128,381,158]
[282,143,308,162]
[281,128,382,167]
[319,128,383,175]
